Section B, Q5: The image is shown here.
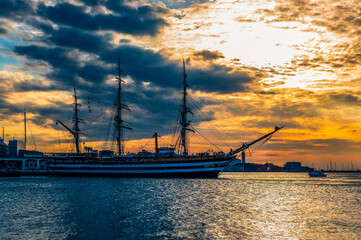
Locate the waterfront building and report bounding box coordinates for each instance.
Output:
[284,162,313,172]
[0,138,8,157]
[9,140,26,157]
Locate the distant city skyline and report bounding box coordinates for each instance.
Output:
[0,0,360,168]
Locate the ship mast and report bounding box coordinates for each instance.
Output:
[180,59,194,155]
[56,86,84,154]
[72,86,82,154]
[114,56,132,155]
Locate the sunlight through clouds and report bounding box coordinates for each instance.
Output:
[0,0,361,168]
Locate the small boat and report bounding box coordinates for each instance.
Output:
[0,168,21,177]
[309,170,326,177]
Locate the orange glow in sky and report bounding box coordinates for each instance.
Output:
[0,0,361,169]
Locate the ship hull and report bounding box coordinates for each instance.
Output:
[47,170,221,178]
[47,156,235,178]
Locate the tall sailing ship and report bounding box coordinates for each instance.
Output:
[47,58,283,178]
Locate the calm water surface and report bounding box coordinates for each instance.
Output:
[0,172,360,240]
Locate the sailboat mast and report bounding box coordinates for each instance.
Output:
[73,87,81,154]
[181,59,190,155]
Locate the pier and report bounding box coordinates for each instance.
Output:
[0,156,49,175]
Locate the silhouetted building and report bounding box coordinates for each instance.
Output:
[284,162,313,172]
[9,140,26,157]
[0,143,8,157]
[264,162,284,172]
[225,161,284,172]
[0,137,8,157]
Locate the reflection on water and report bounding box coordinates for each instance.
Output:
[0,173,360,239]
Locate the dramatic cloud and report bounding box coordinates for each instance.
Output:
[47,28,113,53]
[0,0,33,20]
[256,0,361,72]
[14,40,253,95]
[0,27,7,35]
[38,2,169,36]
[0,0,361,167]
[101,45,252,93]
[14,45,76,68]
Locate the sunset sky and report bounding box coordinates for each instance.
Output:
[0,0,360,169]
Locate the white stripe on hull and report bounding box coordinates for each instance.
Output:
[49,160,231,169]
[51,167,225,174]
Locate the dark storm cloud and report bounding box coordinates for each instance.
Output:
[29,19,54,33]
[78,65,111,84]
[0,27,7,34]
[12,44,111,92]
[38,2,168,36]
[105,0,170,17]
[79,0,103,6]
[0,98,22,116]
[101,45,252,94]
[13,45,76,68]
[13,45,82,89]
[189,65,251,93]
[0,0,33,20]
[32,105,75,128]
[14,42,253,96]
[47,28,113,53]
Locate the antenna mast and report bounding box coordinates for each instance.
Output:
[114,56,132,155]
[180,59,194,155]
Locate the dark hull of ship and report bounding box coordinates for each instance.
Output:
[47,156,235,178]
[48,171,222,178]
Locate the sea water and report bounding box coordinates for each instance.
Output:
[0,172,360,240]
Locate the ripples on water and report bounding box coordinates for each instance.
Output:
[0,173,360,240]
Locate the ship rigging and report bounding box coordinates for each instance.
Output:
[56,86,84,154]
[48,58,284,178]
[114,56,132,155]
